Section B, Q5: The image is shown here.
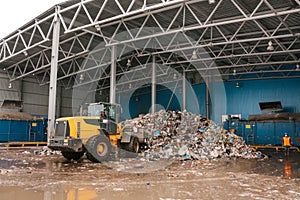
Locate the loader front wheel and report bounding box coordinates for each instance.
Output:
[85,134,112,163]
[128,136,140,153]
[61,152,84,161]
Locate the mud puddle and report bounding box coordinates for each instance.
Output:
[0,149,299,178]
[0,149,300,199]
[0,159,45,170]
[247,150,300,179]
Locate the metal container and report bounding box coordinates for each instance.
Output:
[0,118,47,142]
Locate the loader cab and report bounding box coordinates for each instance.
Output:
[88,102,121,135]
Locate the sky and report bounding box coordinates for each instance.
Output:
[0,0,64,39]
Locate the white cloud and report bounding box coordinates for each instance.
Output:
[0,0,64,39]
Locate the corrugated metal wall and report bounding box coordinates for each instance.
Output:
[224,78,300,120]
[124,78,300,123]
[61,88,73,117]
[1,70,299,122]
[122,84,206,119]
[0,72,69,118]
[0,72,21,112]
[22,77,50,116]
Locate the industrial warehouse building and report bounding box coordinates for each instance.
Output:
[0,0,299,146]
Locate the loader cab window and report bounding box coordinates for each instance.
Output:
[99,104,120,135]
[100,111,107,119]
[102,104,117,122]
[88,102,121,123]
[55,121,70,137]
[108,106,116,122]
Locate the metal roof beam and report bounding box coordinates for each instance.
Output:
[106,7,300,46]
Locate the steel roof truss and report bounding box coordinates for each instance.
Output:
[0,14,55,62]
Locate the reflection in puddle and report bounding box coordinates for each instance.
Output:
[0,188,99,200]
[0,183,190,200]
[0,149,300,200]
[1,150,300,179]
[65,189,97,200]
[244,150,300,179]
[0,159,45,169]
[283,159,293,179]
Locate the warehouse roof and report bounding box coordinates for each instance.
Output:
[0,0,300,91]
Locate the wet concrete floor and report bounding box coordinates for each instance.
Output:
[0,148,300,200]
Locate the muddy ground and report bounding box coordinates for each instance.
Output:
[0,148,300,200]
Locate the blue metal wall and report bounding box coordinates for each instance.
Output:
[121,78,300,123]
[191,84,206,117]
[223,78,300,120]
[120,77,300,146]
[128,85,182,118]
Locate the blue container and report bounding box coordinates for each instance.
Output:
[0,119,31,142]
[223,119,300,146]
[293,122,300,146]
[255,122,277,145]
[0,120,10,142]
[29,119,47,142]
[242,121,255,145]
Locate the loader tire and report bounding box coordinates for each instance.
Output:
[61,152,84,161]
[85,134,112,163]
[128,136,140,153]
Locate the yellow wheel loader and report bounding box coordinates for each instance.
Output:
[48,102,149,162]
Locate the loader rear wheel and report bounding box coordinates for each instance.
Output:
[61,152,84,161]
[128,136,140,153]
[85,134,112,163]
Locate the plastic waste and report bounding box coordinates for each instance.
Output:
[122,110,263,161]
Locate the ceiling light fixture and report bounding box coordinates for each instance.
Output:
[267,40,274,51]
[208,0,215,4]
[23,51,28,57]
[8,82,12,89]
[95,24,101,32]
[127,59,131,67]
[99,90,102,95]
[79,74,84,82]
[191,50,197,59]
[296,64,299,71]
[173,73,177,80]
[233,69,237,76]
[235,82,240,88]
[129,83,132,89]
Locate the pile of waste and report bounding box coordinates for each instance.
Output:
[123,110,263,161]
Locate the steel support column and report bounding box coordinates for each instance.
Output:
[182,71,186,111]
[151,55,156,114]
[110,45,116,104]
[47,6,61,142]
[205,78,210,120]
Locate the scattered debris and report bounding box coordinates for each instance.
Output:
[22,151,31,155]
[123,110,263,161]
[0,169,12,175]
[36,147,61,156]
[20,146,61,157]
